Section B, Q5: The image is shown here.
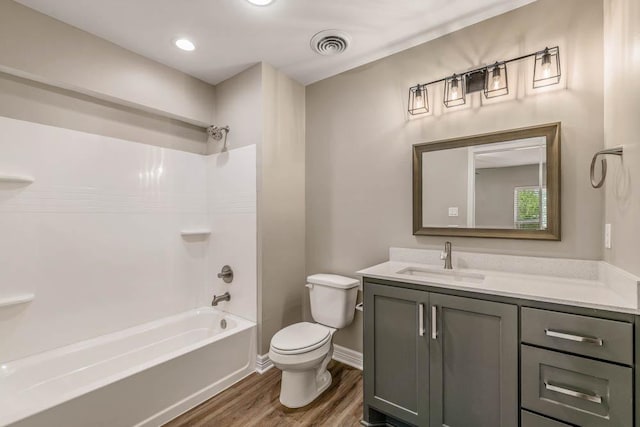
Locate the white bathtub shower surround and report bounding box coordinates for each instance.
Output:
[357,247,640,314]
[206,145,257,322]
[1,308,256,427]
[0,116,209,362]
[0,116,257,365]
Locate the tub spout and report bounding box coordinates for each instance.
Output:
[211,292,231,306]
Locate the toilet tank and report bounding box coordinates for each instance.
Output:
[307,274,360,329]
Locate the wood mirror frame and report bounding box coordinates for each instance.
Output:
[413,123,561,240]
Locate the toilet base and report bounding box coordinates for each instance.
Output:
[279,368,332,408]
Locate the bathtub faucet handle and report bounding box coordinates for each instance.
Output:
[217,265,234,283]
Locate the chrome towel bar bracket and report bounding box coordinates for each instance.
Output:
[590,146,623,189]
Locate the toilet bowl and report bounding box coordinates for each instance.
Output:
[269,274,359,408]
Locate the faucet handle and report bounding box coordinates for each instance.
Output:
[440,251,447,260]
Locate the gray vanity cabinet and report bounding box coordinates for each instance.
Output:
[429,293,518,427]
[363,282,429,426]
[363,282,518,427]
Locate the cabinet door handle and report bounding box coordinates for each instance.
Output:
[418,304,425,337]
[431,306,438,340]
[545,329,603,346]
[544,382,602,404]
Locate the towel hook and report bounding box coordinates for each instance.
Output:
[590,147,623,188]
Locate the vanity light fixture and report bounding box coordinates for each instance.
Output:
[408,84,429,115]
[533,47,561,88]
[485,62,509,98]
[407,46,561,115]
[444,74,466,107]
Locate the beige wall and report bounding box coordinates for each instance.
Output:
[0,1,215,126]
[257,64,306,354]
[603,0,640,276]
[0,72,207,154]
[210,64,263,155]
[306,0,605,352]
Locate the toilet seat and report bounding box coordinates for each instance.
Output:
[270,322,332,355]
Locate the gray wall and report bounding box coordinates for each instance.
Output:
[476,164,540,228]
[258,64,306,354]
[603,0,640,276]
[422,148,469,227]
[306,0,605,353]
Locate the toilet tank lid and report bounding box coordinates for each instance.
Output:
[307,274,360,289]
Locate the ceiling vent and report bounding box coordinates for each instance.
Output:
[310,30,351,56]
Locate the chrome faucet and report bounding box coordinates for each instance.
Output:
[441,241,453,270]
[211,292,231,306]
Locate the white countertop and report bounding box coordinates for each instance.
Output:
[357,250,640,315]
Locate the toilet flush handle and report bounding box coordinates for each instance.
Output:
[305,284,313,289]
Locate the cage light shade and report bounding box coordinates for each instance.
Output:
[444,74,466,107]
[484,62,509,98]
[408,84,429,115]
[533,47,561,88]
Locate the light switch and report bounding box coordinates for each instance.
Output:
[448,207,459,217]
[605,223,612,249]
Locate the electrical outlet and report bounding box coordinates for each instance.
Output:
[605,223,612,249]
[448,207,459,217]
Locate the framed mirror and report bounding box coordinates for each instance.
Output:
[413,123,560,240]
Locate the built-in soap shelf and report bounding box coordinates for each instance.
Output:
[0,175,34,184]
[0,293,35,308]
[180,230,212,238]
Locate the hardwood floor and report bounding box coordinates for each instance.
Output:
[164,361,363,427]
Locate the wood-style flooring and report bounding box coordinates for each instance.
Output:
[164,361,363,427]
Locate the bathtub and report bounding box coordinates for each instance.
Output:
[0,308,256,427]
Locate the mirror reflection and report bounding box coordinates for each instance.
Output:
[422,137,547,230]
[413,123,560,240]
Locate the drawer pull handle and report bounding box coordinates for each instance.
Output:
[544,329,603,346]
[544,382,603,404]
[418,304,425,337]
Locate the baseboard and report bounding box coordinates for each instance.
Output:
[332,344,363,370]
[256,353,274,374]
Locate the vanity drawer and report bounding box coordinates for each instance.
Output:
[521,345,633,427]
[521,307,633,365]
[521,410,572,427]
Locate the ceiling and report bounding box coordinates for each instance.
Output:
[15,0,535,86]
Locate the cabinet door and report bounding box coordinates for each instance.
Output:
[364,283,429,426]
[429,293,518,427]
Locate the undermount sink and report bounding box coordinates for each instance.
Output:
[396,266,486,284]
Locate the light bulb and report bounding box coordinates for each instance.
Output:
[541,51,552,78]
[492,66,502,90]
[450,78,460,100]
[413,88,425,109]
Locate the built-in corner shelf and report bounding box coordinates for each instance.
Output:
[0,175,34,184]
[180,230,212,238]
[0,293,35,308]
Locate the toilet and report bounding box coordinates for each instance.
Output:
[269,274,359,408]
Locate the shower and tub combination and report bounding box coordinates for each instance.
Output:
[0,117,258,426]
[0,309,255,427]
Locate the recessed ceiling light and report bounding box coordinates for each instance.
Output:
[247,0,274,6]
[174,38,195,51]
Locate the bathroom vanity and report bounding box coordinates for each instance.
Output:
[359,249,640,427]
